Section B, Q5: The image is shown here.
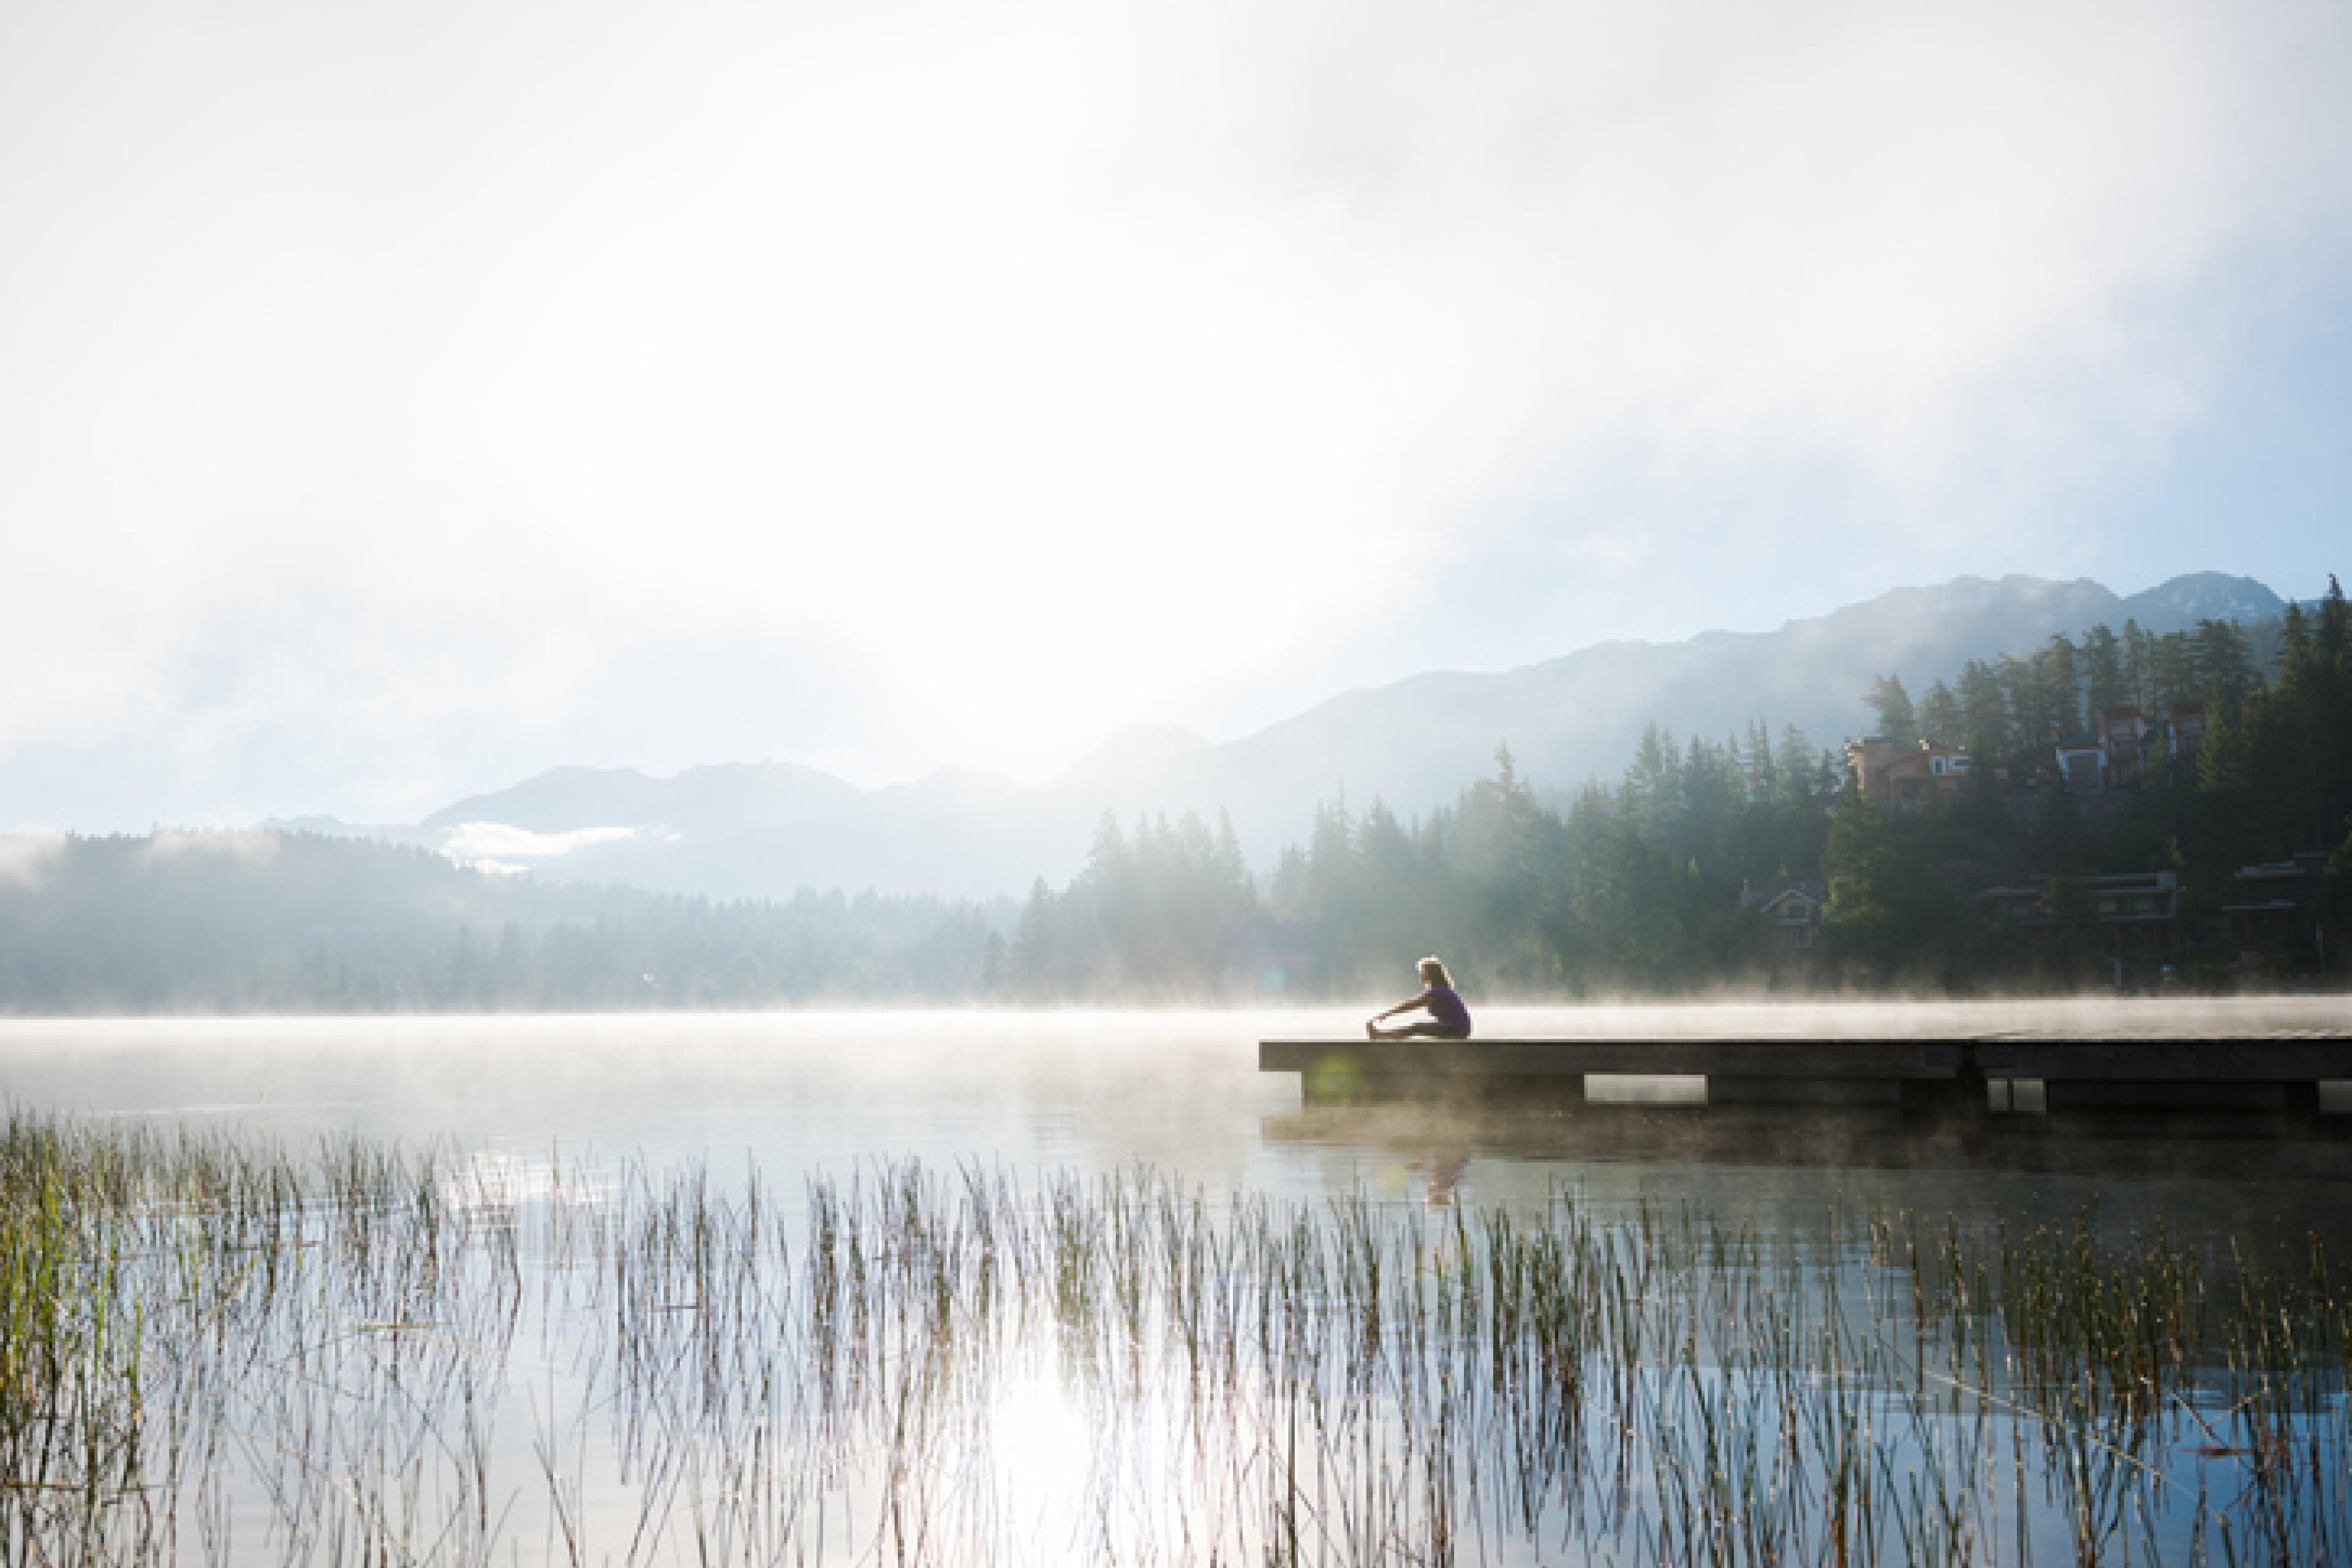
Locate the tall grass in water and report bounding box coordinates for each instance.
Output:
[2,1110,2348,1566]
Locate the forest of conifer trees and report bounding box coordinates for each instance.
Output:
[1001,581,2351,999]
[2,582,2346,1011]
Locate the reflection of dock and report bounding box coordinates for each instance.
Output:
[1259,1035,2352,1138]
[1259,1106,2352,1180]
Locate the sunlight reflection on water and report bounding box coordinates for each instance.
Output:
[7,999,2352,1564]
[2,998,2347,1232]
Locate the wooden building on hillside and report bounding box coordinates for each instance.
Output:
[2225,853,2330,951]
[2097,706,2152,787]
[1975,872,2180,950]
[2167,700,2211,761]
[1845,737,1972,810]
[1754,884,1825,951]
[2051,730,2106,792]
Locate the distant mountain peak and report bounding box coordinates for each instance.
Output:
[378,566,2286,900]
[2119,572,2284,630]
[420,757,861,835]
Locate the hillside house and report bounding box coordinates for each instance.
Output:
[2097,706,2152,787]
[2038,703,2212,793]
[1975,885,2045,927]
[1845,737,1972,809]
[1754,884,1824,951]
[2166,700,2210,761]
[2051,730,2106,792]
[1845,737,1903,803]
[2225,852,2329,949]
[1975,871,2180,952]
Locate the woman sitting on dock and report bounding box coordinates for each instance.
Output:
[1366,957,1472,1040]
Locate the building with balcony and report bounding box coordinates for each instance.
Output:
[1975,871,2180,942]
[2224,852,2329,949]
[2051,730,2105,791]
[1845,737,1972,809]
[2096,706,2152,787]
[2166,700,2210,761]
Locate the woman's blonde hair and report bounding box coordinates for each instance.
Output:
[1417,956,1453,988]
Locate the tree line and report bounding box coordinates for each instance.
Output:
[1003,579,2351,998]
[997,728,1852,999]
[3,578,2345,1011]
[1814,584,2351,987]
[0,834,1008,1012]
[1863,614,2274,782]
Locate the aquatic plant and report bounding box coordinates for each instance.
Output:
[2,1110,2346,1564]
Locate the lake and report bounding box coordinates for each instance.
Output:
[6,997,2349,1224]
[4,998,2349,1563]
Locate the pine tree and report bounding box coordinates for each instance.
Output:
[1865,675,1920,745]
[1999,655,2047,772]
[2122,618,2152,708]
[1743,719,1777,805]
[2198,682,2254,797]
[1959,660,2011,763]
[1778,725,1820,806]
[1820,787,1951,978]
[2195,619,2260,705]
[2082,624,2127,715]
[2318,575,2350,666]
[2146,631,2195,709]
[1918,680,1964,747]
[1628,725,1680,832]
[2036,633,2084,734]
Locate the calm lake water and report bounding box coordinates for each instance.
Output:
[7,999,2351,1564]
[5,997,2348,1232]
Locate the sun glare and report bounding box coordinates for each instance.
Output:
[984,1369,1101,1544]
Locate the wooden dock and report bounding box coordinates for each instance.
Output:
[1260,1033,2352,1133]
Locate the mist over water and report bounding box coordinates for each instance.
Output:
[10,998,2352,1563]
[4,997,2346,1237]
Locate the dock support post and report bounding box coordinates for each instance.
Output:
[1900,1069,1986,1131]
[2286,1080,2325,1140]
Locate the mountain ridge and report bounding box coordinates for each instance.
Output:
[296,569,2290,897]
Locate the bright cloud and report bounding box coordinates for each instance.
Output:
[137,829,280,868]
[437,823,671,864]
[0,835,66,888]
[1,0,2346,826]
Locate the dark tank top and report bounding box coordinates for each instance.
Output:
[1423,985,1471,1033]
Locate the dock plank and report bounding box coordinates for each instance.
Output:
[1259,1039,1964,1079]
[1261,1035,2352,1083]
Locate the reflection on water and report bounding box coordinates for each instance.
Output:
[5,1000,2351,1563]
[3,999,2348,1228]
[9,1117,2350,1566]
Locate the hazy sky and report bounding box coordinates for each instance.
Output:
[5,0,2350,829]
